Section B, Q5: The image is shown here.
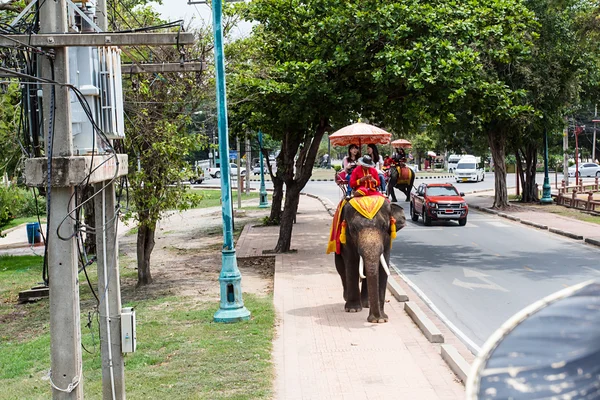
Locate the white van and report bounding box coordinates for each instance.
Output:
[447,154,462,173]
[455,156,485,182]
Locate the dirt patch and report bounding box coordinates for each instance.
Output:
[119,207,273,302]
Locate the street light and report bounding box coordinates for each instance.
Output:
[540,127,552,204]
[258,130,269,208]
[208,0,250,322]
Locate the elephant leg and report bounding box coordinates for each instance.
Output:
[344,258,362,313]
[334,253,347,301]
[388,182,397,202]
[366,273,386,323]
[378,266,389,321]
[360,278,369,308]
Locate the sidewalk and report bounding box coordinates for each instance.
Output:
[236,195,465,400]
[465,191,600,247]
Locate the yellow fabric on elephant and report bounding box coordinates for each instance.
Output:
[395,166,413,185]
[348,195,386,220]
[326,199,347,254]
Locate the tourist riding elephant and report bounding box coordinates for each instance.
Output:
[333,200,406,323]
[387,164,416,202]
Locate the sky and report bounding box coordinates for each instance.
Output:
[150,1,252,38]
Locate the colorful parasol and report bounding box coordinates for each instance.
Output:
[391,139,412,148]
[329,122,391,147]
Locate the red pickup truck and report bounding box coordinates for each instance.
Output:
[410,183,468,226]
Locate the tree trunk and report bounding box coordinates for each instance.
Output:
[269,176,284,224]
[488,128,509,208]
[520,144,539,203]
[274,183,301,253]
[272,119,329,253]
[82,185,96,255]
[136,220,156,286]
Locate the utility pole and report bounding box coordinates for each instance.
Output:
[16,2,196,398]
[593,104,598,163]
[94,2,125,398]
[563,122,569,186]
[40,2,83,398]
[236,137,242,209]
[245,137,251,195]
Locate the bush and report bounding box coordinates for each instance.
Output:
[0,186,45,226]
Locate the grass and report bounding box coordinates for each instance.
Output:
[192,189,263,209]
[0,255,275,400]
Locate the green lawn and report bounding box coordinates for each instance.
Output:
[0,255,275,400]
[193,189,265,209]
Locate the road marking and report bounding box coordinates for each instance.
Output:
[486,221,510,228]
[452,268,509,292]
[583,266,600,275]
[390,262,482,355]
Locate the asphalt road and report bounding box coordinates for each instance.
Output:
[389,210,600,353]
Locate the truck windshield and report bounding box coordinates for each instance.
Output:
[426,186,459,196]
[457,163,476,169]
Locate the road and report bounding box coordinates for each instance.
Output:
[389,211,600,353]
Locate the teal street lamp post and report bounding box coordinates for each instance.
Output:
[258,131,269,208]
[541,128,553,204]
[211,0,250,322]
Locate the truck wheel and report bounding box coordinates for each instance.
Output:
[423,211,432,226]
[215,171,221,178]
[459,216,467,226]
[410,203,419,222]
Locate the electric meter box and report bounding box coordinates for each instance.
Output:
[121,307,136,353]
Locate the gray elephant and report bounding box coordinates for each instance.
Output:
[387,164,416,202]
[332,199,406,323]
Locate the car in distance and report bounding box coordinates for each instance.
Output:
[206,163,247,179]
[568,163,600,178]
[454,155,485,182]
[253,165,268,175]
[410,183,468,226]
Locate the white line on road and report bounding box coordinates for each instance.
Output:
[390,262,482,355]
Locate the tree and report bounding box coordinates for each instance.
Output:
[110,3,211,285]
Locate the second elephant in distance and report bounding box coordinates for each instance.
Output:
[387,165,416,202]
[334,200,406,323]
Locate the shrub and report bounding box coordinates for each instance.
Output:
[0,185,45,226]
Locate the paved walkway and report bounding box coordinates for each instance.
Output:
[237,195,465,400]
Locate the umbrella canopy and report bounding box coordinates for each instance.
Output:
[427,151,437,157]
[329,122,391,147]
[466,279,600,400]
[391,139,412,148]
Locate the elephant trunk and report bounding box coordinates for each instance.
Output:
[357,228,385,279]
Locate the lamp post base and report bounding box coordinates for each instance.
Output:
[540,177,553,204]
[259,191,269,208]
[214,250,251,323]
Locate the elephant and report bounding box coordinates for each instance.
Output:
[334,199,406,323]
[387,165,416,202]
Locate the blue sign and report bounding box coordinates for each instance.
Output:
[229,150,237,160]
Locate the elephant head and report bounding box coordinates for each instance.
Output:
[334,200,406,323]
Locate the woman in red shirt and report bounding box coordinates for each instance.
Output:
[350,155,381,197]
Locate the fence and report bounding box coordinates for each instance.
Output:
[554,177,600,211]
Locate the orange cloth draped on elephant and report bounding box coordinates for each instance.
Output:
[350,165,381,197]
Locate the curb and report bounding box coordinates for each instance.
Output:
[387,276,409,302]
[585,238,600,247]
[441,344,470,383]
[404,301,444,343]
[548,228,583,241]
[520,220,548,230]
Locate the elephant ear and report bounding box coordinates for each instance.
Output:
[390,203,406,230]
